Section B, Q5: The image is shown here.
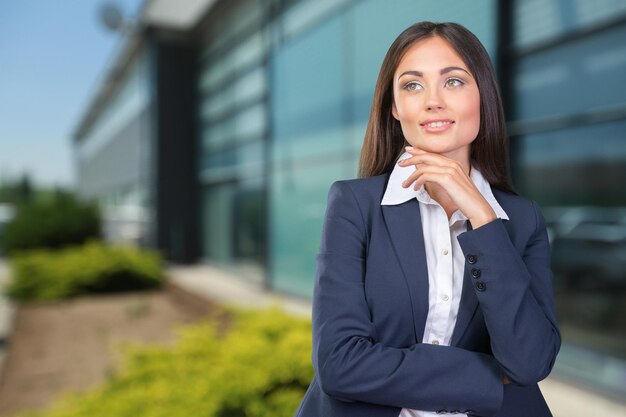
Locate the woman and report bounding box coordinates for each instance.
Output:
[294,21,560,417]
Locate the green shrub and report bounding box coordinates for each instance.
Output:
[16,308,313,417]
[1,191,100,254]
[6,241,163,301]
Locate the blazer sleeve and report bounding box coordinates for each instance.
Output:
[457,200,561,386]
[312,181,504,416]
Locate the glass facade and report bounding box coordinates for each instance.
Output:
[268,0,496,296]
[511,0,626,397]
[197,0,268,282]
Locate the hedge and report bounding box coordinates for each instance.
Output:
[6,241,163,301]
[1,191,100,254]
[16,308,314,417]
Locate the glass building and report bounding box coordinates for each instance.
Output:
[197,0,497,292]
[508,0,626,398]
[73,0,626,400]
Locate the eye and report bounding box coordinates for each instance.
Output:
[403,81,423,92]
[445,78,464,88]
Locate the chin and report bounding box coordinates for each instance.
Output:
[411,136,473,156]
[411,142,451,154]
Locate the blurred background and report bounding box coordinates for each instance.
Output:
[0,0,625,415]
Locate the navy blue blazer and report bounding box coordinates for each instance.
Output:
[294,172,561,417]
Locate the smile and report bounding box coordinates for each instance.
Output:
[420,120,455,132]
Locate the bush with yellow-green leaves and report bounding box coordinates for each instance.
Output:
[6,241,163,301]
[17,308,313,417]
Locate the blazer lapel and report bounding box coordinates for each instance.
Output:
[381,200,429,344]
[450,221,480,346]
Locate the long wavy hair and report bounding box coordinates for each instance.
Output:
[358,21,515,193]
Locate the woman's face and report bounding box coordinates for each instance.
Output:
[392,36,480,162]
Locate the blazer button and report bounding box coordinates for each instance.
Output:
[471,268,481,278]
[467,254,477,264]
[475,281,486,291]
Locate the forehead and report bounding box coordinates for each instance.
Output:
[395,36,468,73]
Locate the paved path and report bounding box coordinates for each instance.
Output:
[167,263,312,317]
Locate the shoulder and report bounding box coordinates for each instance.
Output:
[324,174,389,223]
[329,173,389,206]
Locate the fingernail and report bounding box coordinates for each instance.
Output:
[405,146,413,150]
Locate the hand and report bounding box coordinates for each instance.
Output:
[397,146,497,229]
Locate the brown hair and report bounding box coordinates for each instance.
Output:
[358,21,515,193]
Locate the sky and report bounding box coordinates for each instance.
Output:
[0,0,143,188]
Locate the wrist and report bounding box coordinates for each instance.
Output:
[469,208,497,229]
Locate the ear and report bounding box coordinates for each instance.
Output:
[391,100,400,121]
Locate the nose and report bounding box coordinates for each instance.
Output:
[424,87,445,111]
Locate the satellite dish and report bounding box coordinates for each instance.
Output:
[99,2,125,32]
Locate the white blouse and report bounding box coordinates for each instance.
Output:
[381,152,509,417]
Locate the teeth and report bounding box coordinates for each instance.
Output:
[425,121,452,127]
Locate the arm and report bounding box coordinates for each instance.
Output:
[397,146,561,386]
[313,181,504,415]
[457,201,561,386]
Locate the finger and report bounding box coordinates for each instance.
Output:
[403,147,466,169]
[404,145,423,152]
[408,168,458,190]
[398,152,461,170]
[401,164,455,189]
[404,146,445,158]
[398,153,442,167]
[409,166,477,194]
[403,146,430,157]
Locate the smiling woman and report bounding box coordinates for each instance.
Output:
[294,21,561,417]
[391,37,481,168]
[359,22,513,195]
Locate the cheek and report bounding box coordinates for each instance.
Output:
[394,96,420,123]
[395,101,421,142]
[463,95,481,134]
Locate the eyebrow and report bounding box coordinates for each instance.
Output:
[397,66,472,80]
